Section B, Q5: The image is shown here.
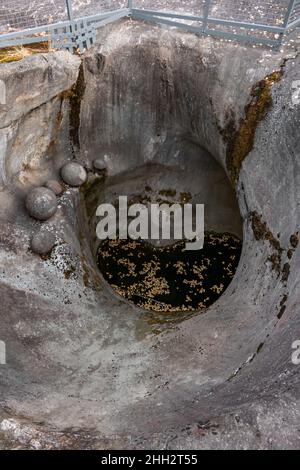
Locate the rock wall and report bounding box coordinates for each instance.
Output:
[0,52,80,187]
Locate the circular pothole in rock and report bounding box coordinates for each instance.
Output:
[97,232,242,313]
[86,157,243,318]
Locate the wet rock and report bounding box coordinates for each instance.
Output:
[61,162,87,187]
[45,180,64,196]
[25,187,58,221]
[30,229,56,256]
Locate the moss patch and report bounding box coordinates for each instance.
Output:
[251,211,283,273]
[251,211,282,252]
[290,233,299,249]
[223,68,285,186]
[180,192,192,203]
[0,42,50,63]
[159,188,177,198]
[251,213,298,285]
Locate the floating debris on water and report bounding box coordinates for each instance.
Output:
[97,232,242,313]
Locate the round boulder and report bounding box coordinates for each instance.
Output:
[31,229,56,256]
[93,158,107,171]
[45,180,64,196]
[26,187,58,221]
[61,162,87,187]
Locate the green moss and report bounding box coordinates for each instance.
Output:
[0,54,22,64]
[224,69,284,187]
[0,42,49,63]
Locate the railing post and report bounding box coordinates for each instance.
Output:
[66,0,74,22]
[202,0,211,33]
[278,0,296,47]
[128,0,133,11]
[65,0,77,50]
[283,0,296,27]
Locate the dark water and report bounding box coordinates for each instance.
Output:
[97,232,242,313]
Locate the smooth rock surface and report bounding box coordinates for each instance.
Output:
[30,229,56,255]
[61,162,87,187]
[0,52,81,128]
[0,52,80,188]
[25,187,58,221]
[93,158,107,171]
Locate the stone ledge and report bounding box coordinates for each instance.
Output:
[0,51,81,129]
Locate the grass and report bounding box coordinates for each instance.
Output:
[0,41,52,64]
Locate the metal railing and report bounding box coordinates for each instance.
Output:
[0,1,299,51]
